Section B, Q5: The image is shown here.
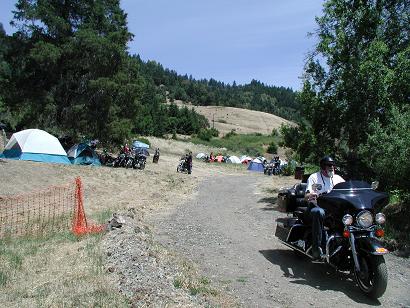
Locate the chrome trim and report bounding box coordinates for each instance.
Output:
[285,224,304,242]
[278,239,311,258]
[356,210,373,228]
[332,188,373,191]
[349,232,361,272]
[325,235,344,263]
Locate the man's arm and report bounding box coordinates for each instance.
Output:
[305,173,317,202]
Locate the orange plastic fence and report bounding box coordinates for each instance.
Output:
[0,177,105,239]
[72,177,105,236]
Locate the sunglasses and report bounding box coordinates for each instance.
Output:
[325,163,335,167]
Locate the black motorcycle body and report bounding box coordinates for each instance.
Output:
[264,164,274,176]
[113,153,126,168]
[275,180,389,299]
[133,154,146,169]
[177,159,191,174]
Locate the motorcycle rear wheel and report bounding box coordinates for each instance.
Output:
[354,254,387,299]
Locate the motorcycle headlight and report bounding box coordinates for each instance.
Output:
[356,210,373,228]
[342,214,353,226]
[375,213,386,224]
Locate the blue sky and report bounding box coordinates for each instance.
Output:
[0,0,324,90]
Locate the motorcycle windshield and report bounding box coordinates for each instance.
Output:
[318,180,388,211]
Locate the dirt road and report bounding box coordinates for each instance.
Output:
[149,173,410,308]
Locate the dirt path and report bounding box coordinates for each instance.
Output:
[148,173,410,308]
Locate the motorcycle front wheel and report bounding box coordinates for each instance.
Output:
[354,254,388,299]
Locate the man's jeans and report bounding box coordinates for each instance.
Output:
[309,205,325,252]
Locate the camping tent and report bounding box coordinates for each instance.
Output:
[247,158,265,172]
[0,129,70,164]
[67,143,101,166]
[240,155,253,164]
[135,148,150,156]
[132,140,149,149]
[196,153,206,159]
[226,156,241,164]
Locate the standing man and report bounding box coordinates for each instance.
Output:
[305,156,345,260]
[187,151,193,174]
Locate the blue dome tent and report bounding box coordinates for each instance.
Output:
[247,158,264,172]
[67,143,101,166]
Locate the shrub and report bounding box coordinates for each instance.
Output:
[266,142,278,154]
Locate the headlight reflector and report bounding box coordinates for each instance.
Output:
[375,213,386,224]
[342,214,353,226]
[356,211,373,228]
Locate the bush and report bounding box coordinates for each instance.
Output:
[266,142,278,154]
[281,160,297,176]
[223,129,237,139]
[359,106,410,194]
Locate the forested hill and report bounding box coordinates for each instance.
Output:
[0,1,300,146]
[135,57,302,123]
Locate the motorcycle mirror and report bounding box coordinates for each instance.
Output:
[371,181,379,190]
[312,183,322,191]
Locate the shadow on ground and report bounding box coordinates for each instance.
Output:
[259,249,381,306]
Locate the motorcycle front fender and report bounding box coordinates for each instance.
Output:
[355,237,389,255]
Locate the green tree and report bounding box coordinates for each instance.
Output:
[297,0,409,177]
[5,0,133,141]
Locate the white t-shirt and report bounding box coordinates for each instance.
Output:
[306,171,345,195]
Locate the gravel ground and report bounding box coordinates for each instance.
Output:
[146,173,410,308]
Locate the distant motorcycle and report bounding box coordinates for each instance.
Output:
[177,157,191,174]
[153,152,160,163]
[264,163,274,175]
[99,150,115,166]
[113,153,126,168]
[133,154,146,170]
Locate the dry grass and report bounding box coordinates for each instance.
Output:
[0,137,254,307]
[168,100,295,136]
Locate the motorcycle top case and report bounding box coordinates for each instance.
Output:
[277,183,307,213]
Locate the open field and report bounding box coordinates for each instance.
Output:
[168,100,295,136]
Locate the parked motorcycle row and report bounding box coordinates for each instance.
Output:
[98,150,147,170]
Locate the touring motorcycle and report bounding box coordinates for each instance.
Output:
[275,180,389,299]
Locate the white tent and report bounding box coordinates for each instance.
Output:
[226,155,241,164]
[196,153,206,159]
[1,129,70,164]
[240,155,253,163]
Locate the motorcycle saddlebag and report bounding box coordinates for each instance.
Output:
[275,217,298,241]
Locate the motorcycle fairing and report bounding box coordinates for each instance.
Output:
[318,181,388,213]
[355,236,389,255]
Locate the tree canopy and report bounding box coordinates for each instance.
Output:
[281,0,409,195]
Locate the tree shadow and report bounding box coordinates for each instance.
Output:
[258,196,283,212]
[259,249,381,306]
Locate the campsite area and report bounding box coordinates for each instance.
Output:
[1,137,409,307]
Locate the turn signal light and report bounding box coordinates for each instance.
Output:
[376,247,388,253]
[343,230,350,238]
[375,229,385,237]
